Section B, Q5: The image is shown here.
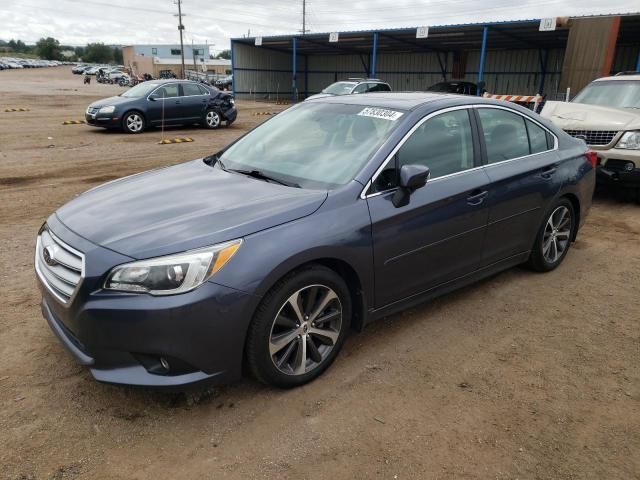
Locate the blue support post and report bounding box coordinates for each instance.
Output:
[292,37,297,101]
[477,26,488,96]
[230,40,235,98]
[370,32,378,78]
[636,50,640,72]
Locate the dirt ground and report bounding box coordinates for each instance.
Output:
[0,67,639,480]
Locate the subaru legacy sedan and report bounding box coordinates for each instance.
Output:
[85,80,237,133]
[36,93,595,389]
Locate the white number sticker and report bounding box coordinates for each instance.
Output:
[358,107,404,121]
[255,36,263,46]
[416,26,429,39]
[539,18,556,31]
[329,32,339,43]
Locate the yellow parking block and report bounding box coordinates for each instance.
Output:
[4,108,30,112]
[62,120,86,125]
[158,137,194,145]
[252,112,276,116]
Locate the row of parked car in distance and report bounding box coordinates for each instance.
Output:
[0,57,71,69]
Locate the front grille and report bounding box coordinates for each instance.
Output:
[86,106,99,115]
[564,129,619,147]
[35,227,84,305]
[605,159,635,172]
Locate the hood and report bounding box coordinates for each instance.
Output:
[88,95,139,109]
[56,160,327,259]
[305,93,333,101]
[541,101,640,131]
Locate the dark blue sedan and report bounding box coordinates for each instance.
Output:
[37,93,595,388]
[85,79,237,133]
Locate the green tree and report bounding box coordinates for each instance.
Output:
[74,46,85,59]
[216,49,231,60]
[83,43,113,63]
[113,47,123,64]
[36,37,60,59]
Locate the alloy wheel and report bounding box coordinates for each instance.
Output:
[126,113,143,132]
[542,206,572,263]
[206,111,220,128]
[269,284,342,376]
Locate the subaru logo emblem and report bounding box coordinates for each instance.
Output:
[43,246,57,267]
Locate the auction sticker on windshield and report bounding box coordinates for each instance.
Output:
[358,107,404,121]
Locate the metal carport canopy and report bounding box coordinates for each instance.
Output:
[231,20,570,55]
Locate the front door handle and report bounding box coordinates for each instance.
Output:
[467,189,488,206]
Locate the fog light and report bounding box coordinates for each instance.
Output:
[160,357,170,371]
[625,162,635,172]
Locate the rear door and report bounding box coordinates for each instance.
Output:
[180,82,210,122]
[475,106,561,266]
[366,107,491,307]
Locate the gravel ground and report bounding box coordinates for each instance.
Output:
[1,67,639,480]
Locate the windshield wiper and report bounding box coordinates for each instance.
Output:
[227,169,300,188]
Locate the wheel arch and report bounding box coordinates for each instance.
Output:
[253,254,369,333]
[121,109,147,130]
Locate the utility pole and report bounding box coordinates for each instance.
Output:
[301,0,307,35]
[174,0,186,78]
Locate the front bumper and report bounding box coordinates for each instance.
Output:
[37,218,259,388]
[594,148,640,188]
[596,166,640,188]
[85,112,121,128]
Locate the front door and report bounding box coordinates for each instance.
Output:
[180,82,210,122]
[147,83,182,125]
[366,107,491,308]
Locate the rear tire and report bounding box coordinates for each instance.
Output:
[203,109,221,129]
[526,198,575,272]
[246,265,351,388]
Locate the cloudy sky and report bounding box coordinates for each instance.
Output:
[1,0,638,53]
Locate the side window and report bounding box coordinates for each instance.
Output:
[182,83,202,96]
[378,83,391,92]
[197,84,210,95]
[372,109,474,192]
[353,83,368,94]
[526,119,551,154]
[478,108,530,163]
[154,84,179,98]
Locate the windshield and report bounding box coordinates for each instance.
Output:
[120,82,161,98]
[218,103,404,189]
[572,80,640,109]
[322,82,356,95]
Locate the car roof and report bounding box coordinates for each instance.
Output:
[307,91,527,112]
[594,74,640,82]
[307,92,458,110]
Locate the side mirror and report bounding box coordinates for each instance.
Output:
[392,164,430,208]
[148,93,160,101]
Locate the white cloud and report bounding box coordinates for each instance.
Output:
[1,0,638,52]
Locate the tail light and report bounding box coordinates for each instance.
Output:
[585,150,598,168]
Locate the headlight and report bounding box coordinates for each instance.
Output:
[229,98,235,105]
[104,239,242,295]
[616,131,640,150]
[98,105,116,114]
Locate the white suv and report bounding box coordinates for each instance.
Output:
[541,73,640,201]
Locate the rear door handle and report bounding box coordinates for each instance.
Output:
[466,189,488,206]
[540,165,558,179]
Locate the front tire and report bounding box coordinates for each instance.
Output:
[526,198,575,272]
[122,111,145,134]
[246,266,351,388]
